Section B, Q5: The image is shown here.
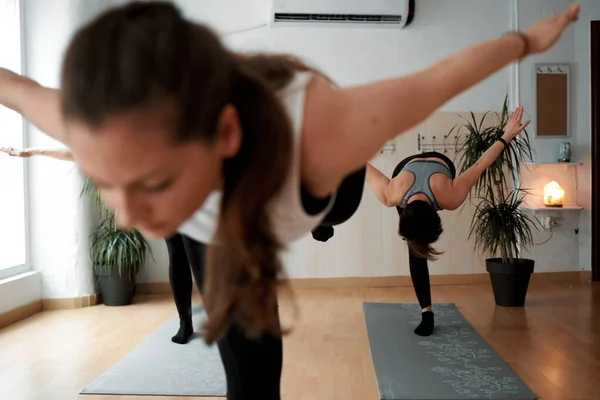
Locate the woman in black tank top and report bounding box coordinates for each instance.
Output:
[365,107,529,337]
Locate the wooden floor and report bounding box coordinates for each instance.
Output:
[0,280,599,400]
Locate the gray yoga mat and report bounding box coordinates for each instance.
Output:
[80,305,226,397]
[363,302,537,400]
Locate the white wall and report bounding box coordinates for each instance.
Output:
[137,239,171,284]
[22,0,127,299]
[517,0,599,272]
[514,0,582,271]
[517,0,578,162]
[575,0,600,271]
[140,0,514,281]
[0,271,41,315]
[519,164,583,272]
[12,0,590,290]
[137,0,591,281]
[196,0,512,111]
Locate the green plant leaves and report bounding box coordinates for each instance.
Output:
[91,225,151,278]
[454,96,533,200]
[453,95,539,263]
[468,188,541,262]
[81,177,153,279]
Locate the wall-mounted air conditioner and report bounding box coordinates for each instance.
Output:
[270,0,414,28]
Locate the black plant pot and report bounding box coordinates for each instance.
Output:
[94,264,135,306]
[486,258,535,307]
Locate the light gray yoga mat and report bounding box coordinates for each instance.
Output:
[80,305,226,397]
[363,303,537,400]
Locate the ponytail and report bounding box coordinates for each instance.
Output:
[202,57,296,344]
[406,240,443,261]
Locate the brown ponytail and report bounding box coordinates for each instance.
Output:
[406,240,443,261]
[202,58,297,343]
[59,1,318,344]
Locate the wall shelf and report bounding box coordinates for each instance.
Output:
[521,205,583,211]
[524,162,582,166]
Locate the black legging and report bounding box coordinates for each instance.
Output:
[167,234,205,323]
[164,166,367,399]
[393,152,455,310]
[409,252,432,309]
[167,234,282,400]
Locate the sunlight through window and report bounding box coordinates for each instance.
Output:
[0,0,27,272]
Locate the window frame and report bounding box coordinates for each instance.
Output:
[0,0,30,281]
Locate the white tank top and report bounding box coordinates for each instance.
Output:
[177,71,336,244]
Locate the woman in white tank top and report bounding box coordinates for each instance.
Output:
[0,2,579,399]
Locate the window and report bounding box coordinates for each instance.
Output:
[0,0,27,278]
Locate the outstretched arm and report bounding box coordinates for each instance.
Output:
[366,163,408,207]
[439,106,530,210]
[0,68,66,144]
[302,4,579,197]
[366,164,392,206]
[0,146,74,161]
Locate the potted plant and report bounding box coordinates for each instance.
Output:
[82,178,152,306]
[453,96,541,307]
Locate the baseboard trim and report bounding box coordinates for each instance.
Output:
[137,282,172,294]
[0,271,591,328]
[580,270,593,282]
[0,294,102,330]
[0,300,43,330]
[42,294,102,310]
[137,271,592,294]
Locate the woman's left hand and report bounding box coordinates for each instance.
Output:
[503,105,531,141]
[0,146,32,157]
[522,3,580,56]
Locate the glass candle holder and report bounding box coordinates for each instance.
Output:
[558,142,571,163]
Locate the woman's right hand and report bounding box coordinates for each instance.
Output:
[0,146,33,158]
[523,3,579,55]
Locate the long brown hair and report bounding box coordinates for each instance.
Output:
[398,200,444,261]
[406,240,443,261]
[60,1,317,344]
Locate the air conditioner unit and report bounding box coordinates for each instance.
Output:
[271,0,414,28]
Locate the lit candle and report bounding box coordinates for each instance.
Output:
[543,181,565,207]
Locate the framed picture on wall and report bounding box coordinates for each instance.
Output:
[535,63,570,137]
